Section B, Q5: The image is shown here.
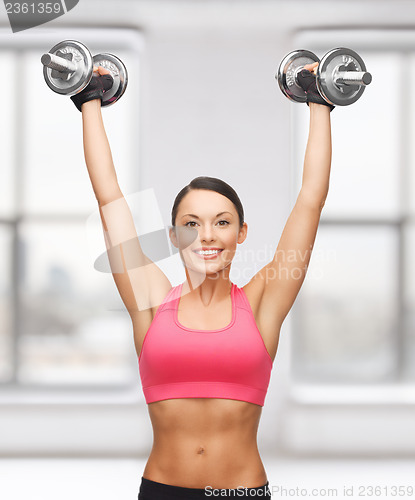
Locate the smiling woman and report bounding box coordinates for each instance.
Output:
[167,179,248,289]
[76,58,331,498]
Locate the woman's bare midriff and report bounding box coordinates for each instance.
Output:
[142,397,268,489]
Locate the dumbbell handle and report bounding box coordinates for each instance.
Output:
[41,53,78,74]
[335,71,372,86]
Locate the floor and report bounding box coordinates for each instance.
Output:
[0,456,414,499]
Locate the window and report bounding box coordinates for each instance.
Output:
[290,32,415,398]
[0,29,142,396]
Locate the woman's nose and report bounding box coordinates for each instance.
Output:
[199,225,215,241]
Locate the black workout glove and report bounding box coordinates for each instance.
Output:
[296,69,335,112]
[70,73,114,112]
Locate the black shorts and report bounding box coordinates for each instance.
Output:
[138,476,272,499]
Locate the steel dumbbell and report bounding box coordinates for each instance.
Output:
[276,47,372,106]
[41,40,128,107]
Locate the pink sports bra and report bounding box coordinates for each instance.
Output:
[138,282,273,407]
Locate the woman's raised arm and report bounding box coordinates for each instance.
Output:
[81,97,121,204]
[245,96,332,330]
[78,73,171,317]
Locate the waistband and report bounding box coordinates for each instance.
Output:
[139,476,271,499]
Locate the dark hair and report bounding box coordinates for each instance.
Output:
[171,176,244,229]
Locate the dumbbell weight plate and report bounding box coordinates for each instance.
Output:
[316,48,367,106]
[92,53,128,107]
[43,40,93,96]
[276,49,320,103]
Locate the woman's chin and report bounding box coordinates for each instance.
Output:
[182,258,227,275]
[179,249,233,274]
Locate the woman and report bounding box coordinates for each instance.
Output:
[70,61,333,499]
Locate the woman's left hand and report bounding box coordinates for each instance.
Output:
[303,62,319,75]
[297,61,335,111]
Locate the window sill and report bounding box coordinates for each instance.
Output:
[290,383,415,405]
[0,386,144,405]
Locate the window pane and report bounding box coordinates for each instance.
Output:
[0,51,16,219]
[409,54,415,217]
[403,223,415,380]
[293,52,401,221]
[292,225,399,383]
[18,222,137,385]
[0,226,13,382]
[22,49,137,215]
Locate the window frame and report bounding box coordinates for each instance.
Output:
[289,29,415,406]
[0,27,144,406]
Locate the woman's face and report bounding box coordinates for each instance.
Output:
[170,189,247,276]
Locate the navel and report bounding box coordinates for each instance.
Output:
[196,446,205,455]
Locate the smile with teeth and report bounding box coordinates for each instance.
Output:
[193,249,223,258]
[195,249,222,255]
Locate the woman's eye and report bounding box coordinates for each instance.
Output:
[184,220,229,227]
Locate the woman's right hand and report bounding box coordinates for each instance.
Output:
[93,65,112,76]
[70,65,114,112]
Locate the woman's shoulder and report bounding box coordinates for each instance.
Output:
[150,283,178,319]
[239,279,265,317]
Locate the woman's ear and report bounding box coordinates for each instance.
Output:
[238,222,248,244]
[169,226,178,249]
